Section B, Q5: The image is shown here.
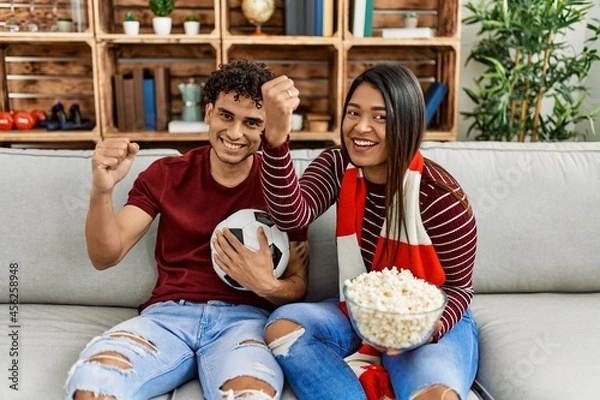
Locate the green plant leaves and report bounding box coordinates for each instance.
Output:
[149,0,174,17]
[463,0,600,141]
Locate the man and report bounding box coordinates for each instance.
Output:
[65,59,309,400]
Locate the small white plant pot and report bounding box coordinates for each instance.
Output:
[404,16,418,29]
[184,21,200,35]
[123,21,140,35]
[152,17,172,35]
[57,20,73,33]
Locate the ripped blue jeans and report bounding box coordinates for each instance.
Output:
[266,298,478,400]
[65,300,282,400]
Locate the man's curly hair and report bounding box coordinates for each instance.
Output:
[203,59,275,109]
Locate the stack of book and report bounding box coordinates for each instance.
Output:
[424,82,449,127]
[113,67,171,132]
[350,0,376,37]
[285,0,334,36]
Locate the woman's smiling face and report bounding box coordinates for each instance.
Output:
[342,82,389,184]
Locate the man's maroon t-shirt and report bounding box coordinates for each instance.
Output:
[126,145,307,312]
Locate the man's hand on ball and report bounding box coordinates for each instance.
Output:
[212,226,278,295]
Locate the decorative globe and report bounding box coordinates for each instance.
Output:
[241,0,275,34]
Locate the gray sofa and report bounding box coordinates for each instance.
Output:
[1,141,599,400]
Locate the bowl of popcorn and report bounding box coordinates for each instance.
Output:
[343,268,447,352]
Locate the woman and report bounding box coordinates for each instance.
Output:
[259,64,479,400]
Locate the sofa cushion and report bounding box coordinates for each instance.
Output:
[472,293,600,399]
[0,148,179,308]
[0,304,297,399]
[0,304,171,399]
[420,142,600,294]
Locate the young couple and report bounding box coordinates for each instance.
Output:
[65,58,478,400]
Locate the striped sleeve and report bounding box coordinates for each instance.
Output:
[261,142,344,231]
[421,160,478,340]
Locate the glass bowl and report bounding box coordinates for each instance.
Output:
[343,282,447,352]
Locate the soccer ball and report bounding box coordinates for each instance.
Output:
[210,208,290,291]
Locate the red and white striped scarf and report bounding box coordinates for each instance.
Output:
[336,151,445,400]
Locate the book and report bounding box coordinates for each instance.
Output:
[352,0,367,37]
[322,0,334,36]
[122,77,135,131]
[285,0,302,35]
[315,0,324,36]
[364,0,374,37]
[113,74,126,131]
[143,77,156,130]
[381,27,436,39]
[424,82,449,126]
[168,120,209,133]
[132,68,146,131]
[305,0,317,36]
[153,66,171,131]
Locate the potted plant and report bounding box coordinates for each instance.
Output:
[462,0,600,141]
[149,0,175,35]
[184,15,200,35]
[123,12,139,35]
[404,11,418,28]
[57,17,73,33]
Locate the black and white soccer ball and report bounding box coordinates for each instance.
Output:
[210,208,290,291]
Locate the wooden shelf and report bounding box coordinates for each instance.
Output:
[0,32,95,43]
[94,0,220,37]
[104,131,208,142]
[343,36,460,48]
[0,0,460,148]
[0,130,99,143]
[103,130,449,144]
[221,35,342,46]
[424,130,457,142]
[290,131,339,142]
[96,33,220,44]
[104,130,340,143]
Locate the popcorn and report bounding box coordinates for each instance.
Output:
[344,267,446,350]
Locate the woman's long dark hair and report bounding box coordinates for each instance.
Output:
[340,64,426,264]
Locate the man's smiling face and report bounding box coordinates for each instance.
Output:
[205,91,265,167]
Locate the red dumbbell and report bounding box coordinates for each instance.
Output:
[0,111,14,130]
[13,110,37,130]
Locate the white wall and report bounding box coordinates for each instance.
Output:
[458,1,600,141]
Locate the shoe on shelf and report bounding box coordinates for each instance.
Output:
[69,103,83,126]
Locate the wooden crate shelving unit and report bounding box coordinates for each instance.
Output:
[220,0,344,144]
[342,0,461,141]
[345,44,459,141]
[0,0,460,148]
[222,42,343,143]
[98,40,221,143]
[95,0,220,37]
[0,0,98,146]
[221,0,460,143]
[96,0,221,145]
